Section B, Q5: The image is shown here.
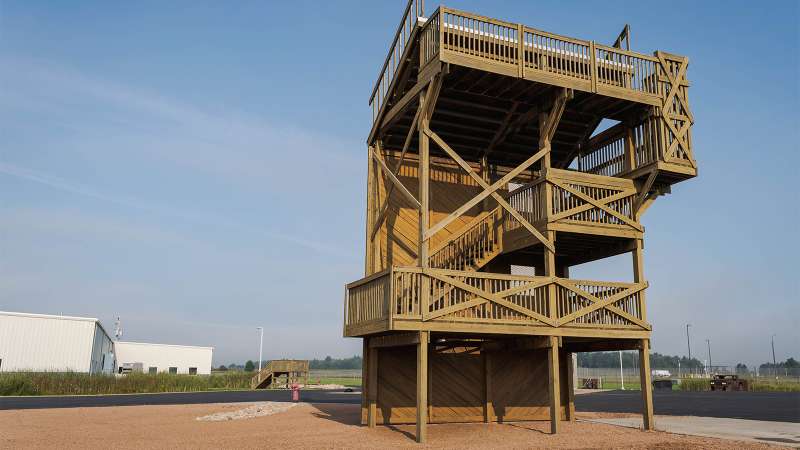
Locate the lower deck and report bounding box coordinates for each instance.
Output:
[344,267,650,340]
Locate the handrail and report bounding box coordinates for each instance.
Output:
[369,6,679,126]
[344,267,649,332]
[368,0,425,108]
[428,207,502,271]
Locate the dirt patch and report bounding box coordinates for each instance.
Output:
[0,403,783,449]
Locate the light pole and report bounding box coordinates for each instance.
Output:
[686,324,692,360]
[619,351,625,390]
[257,327,264,373]
[771,334,777,378]
[706,339,712,375]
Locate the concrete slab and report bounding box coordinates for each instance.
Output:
[585,415,800,448]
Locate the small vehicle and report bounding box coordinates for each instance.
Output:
[709,374,748,391]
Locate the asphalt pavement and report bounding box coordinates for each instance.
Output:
[575,390,800,423]
[2,389,798,423]
[0,388,361,410]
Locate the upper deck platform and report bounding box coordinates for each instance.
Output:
[367,3,694,183]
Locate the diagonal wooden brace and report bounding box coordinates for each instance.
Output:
[549,178,643,232]
[425,128,555,252]
[425,145,551,240]
[371,146,420,210]
[424,269,556,326]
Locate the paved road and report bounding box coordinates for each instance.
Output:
[3,389,798,423]
[0,389,361,410]
[575,390,800,423]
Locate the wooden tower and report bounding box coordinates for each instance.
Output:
[345,1,695,442]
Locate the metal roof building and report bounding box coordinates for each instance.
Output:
[114,341,213,375]
[0,311,115,373]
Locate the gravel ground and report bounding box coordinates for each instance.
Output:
[0,402,784,449]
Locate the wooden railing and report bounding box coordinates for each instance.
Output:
[344,270,391,328]
[577,114,670,177]
[440,9,520,67]
[344,267,648,334]
[433,7,665,105]
[419,8,440,67]
[369,0,425,123]
[594,44,660,96]
[428,207,503,271]
[505,168,638,232]
[577,123,628,177]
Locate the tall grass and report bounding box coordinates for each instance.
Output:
[0,371,253,396]
[677,377,800,392]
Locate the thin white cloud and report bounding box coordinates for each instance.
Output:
[0,161,349,256]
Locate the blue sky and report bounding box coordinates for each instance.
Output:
[1,1,797,367]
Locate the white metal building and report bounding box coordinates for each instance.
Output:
[114,341,213,375]
[0,311,115,373]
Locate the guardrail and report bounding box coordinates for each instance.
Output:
[345,267,648,335]
[369,0,425,123]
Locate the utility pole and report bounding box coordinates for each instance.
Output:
[771,335,777,378]
[257,327,264,373]
[706,339,712,374]
[686,324,692,361]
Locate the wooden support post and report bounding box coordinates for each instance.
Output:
[365,146,376,274]
[368,346,378,428]
[639,339,655,430]
[545,230,557,319]
[418,89,431,318]
[624,126,636,172]
[416,330,429,443]
[360,338,369,425]
[547,335,561,434]
[484,351,493,423]
[566,351,576,421]
[632,239,647,321]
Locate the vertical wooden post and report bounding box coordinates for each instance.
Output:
[416,330,429,443]
[624,125,636,172]
[361,338,369,425]
[484,351,493,423]
[632,238,647,321]
[368,346,378,428]
[547,335,561,434]
[365,145,376,274]
[418,91,431,320]
[639,339,655,430]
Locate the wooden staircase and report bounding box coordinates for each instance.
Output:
[428,206,504,271]
[250,360,310,390]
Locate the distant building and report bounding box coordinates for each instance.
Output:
[114,341,213,375]
[0,311,115,373]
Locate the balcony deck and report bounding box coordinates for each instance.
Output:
[344,267,650,339]
[372,6,689,122]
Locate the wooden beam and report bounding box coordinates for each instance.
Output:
[424,128,555,251]
[548,335,561,434]
[371,145,420,210]
[639,338,655,430]
[369,332,422,348]
[566,352,576,421]
[416,330,429,443]
[425,144,550,240]
[368,346,378,428]
[484,351,493,423]
[370,80,436,241]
